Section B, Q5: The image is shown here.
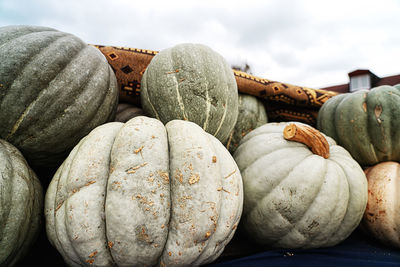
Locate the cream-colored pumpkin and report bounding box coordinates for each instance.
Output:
[362,161,400,248]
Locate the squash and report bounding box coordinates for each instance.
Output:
[114,103,144,123]
[317,84,400,166]
[0,25,119,167]
[44,116,243,266]
[225,93,267,153]
[0,139,43,267]
[140,43,238,143]
[233,122,368,249]
[362,161,400,248]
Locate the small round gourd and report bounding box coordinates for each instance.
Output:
[114,103,144,123]
[226,93,267,153]
[0,25,119,167]
[362,161,400,249]
[140,43,238,143]
[233,122,368,249]
[45,116,243,266]
[0,139,43,267]
[317,84,400,166]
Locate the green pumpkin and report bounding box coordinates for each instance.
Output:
[233,122,367,249]
[45,116,243,266]
[141,43,238,143]
[0,25,119,167]
[317,84,400,166]
[226,93,267,153]
[0,139,43,267]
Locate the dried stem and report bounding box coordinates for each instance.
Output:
[283,123,330,159]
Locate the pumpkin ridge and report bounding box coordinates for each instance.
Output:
[0,141,13,236]
[0,26,56,47]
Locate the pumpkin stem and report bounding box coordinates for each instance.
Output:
[283,124,330,159]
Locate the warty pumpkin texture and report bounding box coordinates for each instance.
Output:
[140,43,239,144]
[317,84,400,167]
[0,139,43,267]
[44,116,243,267]
[233,122,368,249]
[362,161,400,249]
[0,25,119,167]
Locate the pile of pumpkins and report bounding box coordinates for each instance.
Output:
[0,25,399,267]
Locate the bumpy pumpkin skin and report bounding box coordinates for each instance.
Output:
[140,43,238,144]
[226,93,267,153]
[45,117,243,267]
[233,122,368,249]
[0,25,119,167]
[362,161,400,248]
[0,139,43,267]
[317,84,400,166]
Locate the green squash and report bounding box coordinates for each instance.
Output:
[0,25,119,167]
[226,93,267,153]
[141,43,238,143]
[0,139,43,267]
[233,122,367,249]
[45,116,243,266]
[317,84,400,166]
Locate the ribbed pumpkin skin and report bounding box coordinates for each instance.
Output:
[317,84,400,166]
[362,161,400,248]
[141,43,238,143]
[45,116,243,267]
[233,122,367,249]
[226,93,267,153]
[0,25,119,167]
[0,139,43,267]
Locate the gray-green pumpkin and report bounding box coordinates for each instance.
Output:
[0,25,119,167]
[233,122,367,249]
[0,139,43,267]
[226,93,267,153]
[140,43,238,143]
[45,116,243,267]
[317,84,400,166]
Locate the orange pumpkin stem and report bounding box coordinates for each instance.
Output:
[283,124,330,159]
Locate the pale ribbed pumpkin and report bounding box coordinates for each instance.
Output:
[317,84,400,166]
[362,161,400,249]
[45,116,243,266]
[225,93,267,153]
[0,139,43,267]
[0,25,118,167]
[233,122,368,249]
[140,43,238,144]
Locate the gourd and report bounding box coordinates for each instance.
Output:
[0,25,119,167]
[317,84,400,166]
[140,43,238,144]
[114,103,144,123]
[0,139,43,267]
[233,122,368,249]
[362,161,400,249]
[44,116,243,266]
[225,93,267,153]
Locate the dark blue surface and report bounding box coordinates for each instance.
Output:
[211,230,400,267]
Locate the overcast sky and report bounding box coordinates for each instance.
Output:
[1,0,399,89]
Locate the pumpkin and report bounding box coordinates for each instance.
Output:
[233,122,368,249]
[317,84,400,166]
[225,93,267,153]
[0,139,43,267]
[114,103,144,123]
[0,25,119,167]
[361,161,400,248]
[44,116,243,266]
[140,43,238,143]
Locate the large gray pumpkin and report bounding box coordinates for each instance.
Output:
[0,25,119,167]
[0,139,43,267]
[233,122,367,249]
[45,116,243,266]
[140,43,238,143]
[226,93,267,153]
